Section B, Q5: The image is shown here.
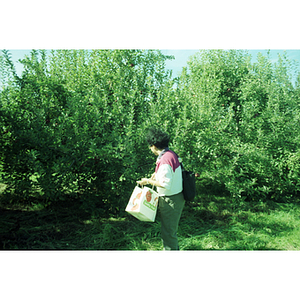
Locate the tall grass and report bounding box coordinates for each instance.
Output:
[1,189,300,250]
[179,196,300,250]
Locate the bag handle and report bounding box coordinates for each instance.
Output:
[137,183,155,191]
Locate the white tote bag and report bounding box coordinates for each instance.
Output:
[125,185,159,222]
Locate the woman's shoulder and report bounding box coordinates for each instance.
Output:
[165,150,179,159]
[159,150,180,172]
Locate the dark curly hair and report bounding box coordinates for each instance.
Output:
[145,127,170,150]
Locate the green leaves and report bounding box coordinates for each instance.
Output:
[0,49,174,213]
[175,49,300,202]
[1,49,300,212]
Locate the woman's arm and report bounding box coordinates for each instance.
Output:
[136,178,163,188]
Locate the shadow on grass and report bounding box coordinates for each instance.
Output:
[1,191,300,250]
[178,196,300,250]
[0,196,161,250]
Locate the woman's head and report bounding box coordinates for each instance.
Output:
[145,127,170,150]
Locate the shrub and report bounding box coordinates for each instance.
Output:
[174,50,300,202]
[1,49,300,213]
[0,49,174,215]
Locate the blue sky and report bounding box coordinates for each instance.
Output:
[4,49,300,85]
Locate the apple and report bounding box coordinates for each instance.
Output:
[146,191,152,202]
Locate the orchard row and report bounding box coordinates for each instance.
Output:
[1,50,300,216]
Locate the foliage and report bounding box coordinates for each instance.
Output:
[1,49,300,217]
[0,49,174,215]
[173,50,300,202]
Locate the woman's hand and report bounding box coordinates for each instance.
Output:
[136,177,163,188]
[136,178,149,186]
[137,173,155,186]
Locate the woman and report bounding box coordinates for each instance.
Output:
[137,127,185,250]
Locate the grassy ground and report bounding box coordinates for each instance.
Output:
[179,196,300,250]
[1,181,300,250]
